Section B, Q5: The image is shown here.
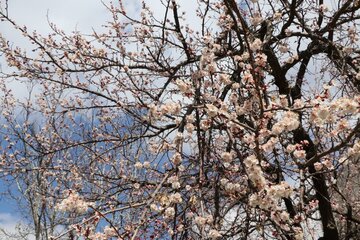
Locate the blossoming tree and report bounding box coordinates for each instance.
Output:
[0,0,360,239]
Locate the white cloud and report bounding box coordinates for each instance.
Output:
[2,0,107,33]
[0,0,113,99]
[0,212,19,230]
[0,212,35,240]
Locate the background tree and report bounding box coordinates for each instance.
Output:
[0,0,360,239]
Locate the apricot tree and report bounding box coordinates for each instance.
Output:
[0,0,360,239]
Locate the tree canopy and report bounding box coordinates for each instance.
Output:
[0,0,360,239]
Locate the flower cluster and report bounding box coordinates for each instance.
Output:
[244,155,266,189]
[272,111,300,135]
[248,182,292,210]
[56,191,92,214]
[311,96,359,127]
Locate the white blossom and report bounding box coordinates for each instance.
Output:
[56,191,92,214]
[208,229,222,239]
[164,207,175,219]
[250,38,263,51]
